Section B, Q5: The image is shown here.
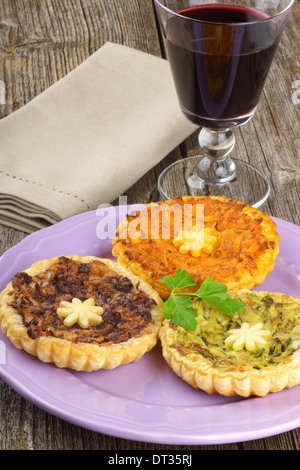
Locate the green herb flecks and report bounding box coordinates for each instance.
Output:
[159,269,244,331]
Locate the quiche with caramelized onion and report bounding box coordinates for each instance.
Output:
[0,255,163,371]
[159,290,300,397]
[112,196,280,300]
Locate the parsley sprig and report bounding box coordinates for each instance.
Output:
[159,269,244,331]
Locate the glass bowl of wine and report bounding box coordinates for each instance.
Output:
[154,0,294,207]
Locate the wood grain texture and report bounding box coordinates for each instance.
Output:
[0,0,300,451]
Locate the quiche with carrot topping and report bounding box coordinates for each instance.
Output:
[112,196,280,300]
[159,290,300,397]
[0,255,163,371]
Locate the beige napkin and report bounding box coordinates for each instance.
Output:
[0,42,197,233]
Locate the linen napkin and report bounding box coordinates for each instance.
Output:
[0,42,197,233]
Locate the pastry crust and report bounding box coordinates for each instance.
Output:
[0,255,164,371]
[159,290,300,397]
[112,196,280,300]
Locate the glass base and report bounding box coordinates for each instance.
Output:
[157,156,270,208]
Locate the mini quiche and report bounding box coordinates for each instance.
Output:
[112,196,280,300]
[0,255,163,371]
[159,290,300,397]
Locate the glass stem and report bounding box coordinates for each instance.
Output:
[195,128,236,183]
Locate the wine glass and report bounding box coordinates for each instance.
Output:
[154,0,294,207]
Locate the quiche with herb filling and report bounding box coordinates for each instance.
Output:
[112,196,280,300]
[0,255,163,371]
[159,290,300,397]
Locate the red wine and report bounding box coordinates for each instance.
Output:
[165,4,283,128]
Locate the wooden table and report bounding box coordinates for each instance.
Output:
[0,0,300,451]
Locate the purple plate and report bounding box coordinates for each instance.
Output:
[0,205,300,445]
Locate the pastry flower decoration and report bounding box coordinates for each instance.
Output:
[57,298,104,328]
[224,322,270,352]
[173,226,217,257]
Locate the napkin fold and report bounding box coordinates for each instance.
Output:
[0,42,197,233]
